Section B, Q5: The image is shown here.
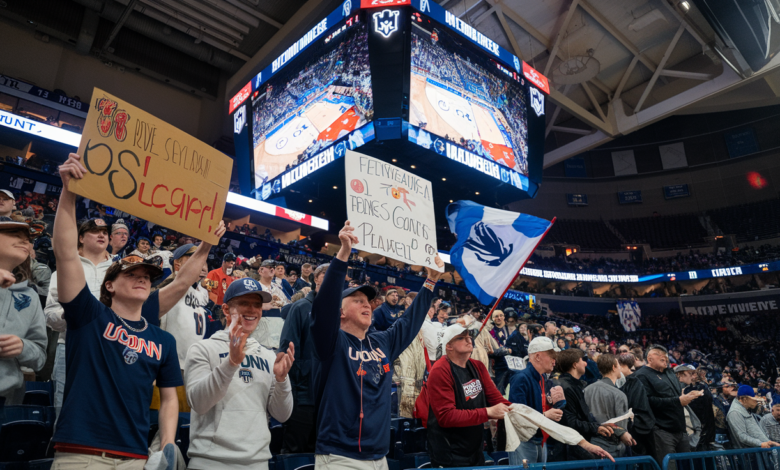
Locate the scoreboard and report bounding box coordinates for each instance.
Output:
[228,0,548,230]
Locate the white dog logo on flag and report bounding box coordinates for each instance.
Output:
[373,9,400,38]
[530,88,545,117]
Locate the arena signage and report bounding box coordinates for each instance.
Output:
[443,11,500,57]
[443,141,528,191]
[519,259,780,284]
[0,74,89,114]
[0,108,81,147]
[272,18,329,73]
[682,296,780,315]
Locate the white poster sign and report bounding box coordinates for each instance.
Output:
[345,150,442,272]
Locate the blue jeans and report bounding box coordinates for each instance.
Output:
[53,343,66,421]
[510,439,546,466]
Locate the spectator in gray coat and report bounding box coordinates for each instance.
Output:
[728,385,780,449]
[760,403,780,444]
[584,354,636,457]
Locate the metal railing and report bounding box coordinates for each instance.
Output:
[663,447,780,470]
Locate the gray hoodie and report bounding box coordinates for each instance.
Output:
[0,281,47,403]
[184,330,293,470]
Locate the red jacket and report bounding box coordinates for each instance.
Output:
[427,357,511,427]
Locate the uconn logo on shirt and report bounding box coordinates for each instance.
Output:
[348,347,386,363]
[103,323,162,361]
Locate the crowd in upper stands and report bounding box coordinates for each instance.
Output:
[252,22,373,147]
[3,153,780,470]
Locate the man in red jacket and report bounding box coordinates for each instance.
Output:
[427,323,511,467]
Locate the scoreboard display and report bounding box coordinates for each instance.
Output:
[228,0,549,225]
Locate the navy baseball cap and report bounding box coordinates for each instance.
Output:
[342,285,376,301]
[223,252,237,262]
[738,385,756,397]
[224,278,272,304]
[172,243,197,260]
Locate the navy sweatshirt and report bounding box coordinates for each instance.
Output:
[310,258,433,460]
[372,302,404,331]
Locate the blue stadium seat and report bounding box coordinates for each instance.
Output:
[26,459,54,470]
[269,425,283,456]
[177,423,190,464]
[273,453,314,470]
[0,420,50,462]
[498,457,509,465]
[292,465,314,470]
[23,391,51,407]
[0,406,49,428]
[399,452,429,470]
[390,417,414,431]
[483,451,494,465]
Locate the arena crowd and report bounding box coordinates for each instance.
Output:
[1,153,780,470]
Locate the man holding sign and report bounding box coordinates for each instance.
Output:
[310,221,443,469]
[51,153,226,467]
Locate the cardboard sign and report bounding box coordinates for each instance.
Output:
[70,88,232,244]
[505,355,526,371]
[345,150,441,272]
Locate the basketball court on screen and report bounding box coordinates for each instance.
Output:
[254,86,367,181]
[410,73,521,171]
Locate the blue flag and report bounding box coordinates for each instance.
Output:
[446,201,553,305]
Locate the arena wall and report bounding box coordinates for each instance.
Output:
[0,19,229,144]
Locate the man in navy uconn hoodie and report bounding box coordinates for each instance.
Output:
[311,221,443,469]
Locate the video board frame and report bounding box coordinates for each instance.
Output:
[228,0,549,207]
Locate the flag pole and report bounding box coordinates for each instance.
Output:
[477,217,557,334]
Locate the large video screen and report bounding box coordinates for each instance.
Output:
[252,15,373,190]
[409,15,530,177]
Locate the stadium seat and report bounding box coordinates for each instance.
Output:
[22,391,51,407]
[269,425,283,455]
[418,463,431,469]
[274,453,314,470]
[399,452,429,470]
[26,459,54,470]
[498,457,509,465]
[0,406,50,428]
[292,465,314,470]
[176,423,190,463]
[0,420,50,462]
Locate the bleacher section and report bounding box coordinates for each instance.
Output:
[709,198,780,242]
[610,213,707,249]
[545,219,623,251]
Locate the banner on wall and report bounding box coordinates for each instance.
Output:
[681,293,780,316]
[69,88,233,244]
[617,300,641,332]
[344,149,441,271]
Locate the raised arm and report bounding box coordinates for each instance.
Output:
[53,153,87,303]
[157,221,226,316]
[309,222,355,360]
[384,256,443,359]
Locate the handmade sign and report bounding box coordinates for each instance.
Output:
[70,88,232,243]
[345,150,441,272]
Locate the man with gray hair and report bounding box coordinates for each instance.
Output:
[634,345,702,465]
[278,263,329,453]
[760,403,780,444]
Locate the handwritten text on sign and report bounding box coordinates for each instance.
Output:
[345,150,441,272]
[70,88,232,244]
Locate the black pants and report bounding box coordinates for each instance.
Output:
[281,403,316,454]
[652,429,691,470]
[430,450,485,468]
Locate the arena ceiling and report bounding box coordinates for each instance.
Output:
[5,0,780,167]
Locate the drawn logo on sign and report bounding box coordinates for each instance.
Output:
[96,98,130,142]
[233,106,245,134]
[530,88,545,117]
[373,9,400,38]
[381,184,416,211]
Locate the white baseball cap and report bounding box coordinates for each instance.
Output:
[441,324,468,356]
[528,336,560,355]
[0,189,15,200]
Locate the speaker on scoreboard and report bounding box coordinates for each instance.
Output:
[692,0,780,72]
[367,6,409,139]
